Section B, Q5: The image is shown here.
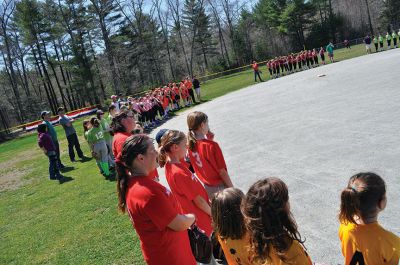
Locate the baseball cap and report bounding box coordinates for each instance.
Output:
[41,111,50,119]
[111,95,117,99]
[155,129,169,145]
[96,109,104,115]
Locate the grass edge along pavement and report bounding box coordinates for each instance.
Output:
[0,43,370,265]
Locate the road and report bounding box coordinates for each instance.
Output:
[150,48,400,264]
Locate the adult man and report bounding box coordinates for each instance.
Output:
[364,35,372,54]
[58,107,84,162]
[252,60,263,82]
[110,95,120,112]
[326,42,335,63]
[41,111,65,169]
[392,31,398,48]
[192,76,201,102]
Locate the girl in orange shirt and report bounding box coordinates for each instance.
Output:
[242,177,312,265]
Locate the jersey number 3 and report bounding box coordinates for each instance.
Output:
[192,152,203,167]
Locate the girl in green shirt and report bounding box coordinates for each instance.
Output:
[87,117,111,179]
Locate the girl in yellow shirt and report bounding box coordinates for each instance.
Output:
[242,177,312,265]
[339,172,400,265]
[211,188,252,265]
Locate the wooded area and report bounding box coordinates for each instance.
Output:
[0,0,399,136]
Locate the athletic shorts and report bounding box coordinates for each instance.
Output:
[328,52,333,57]
[365,44,371,50]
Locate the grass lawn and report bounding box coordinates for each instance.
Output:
[0,43,372,264]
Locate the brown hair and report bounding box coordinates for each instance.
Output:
[242,177,304,263]
[211,188,245,240]
[111,112,129,133]
[116,134,151,213]
[339,172,386,224]
[82,119,90,132]
[187,111,208,151]
[158,130,186,168]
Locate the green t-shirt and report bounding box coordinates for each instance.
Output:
[86,126,105,145]
[326,44,334,53]
[373,37,378,44]
[379,36,384,42]
[43,120,58,142]
[392,32,397,39]
[100,119,112,140]
[386,34,391,40]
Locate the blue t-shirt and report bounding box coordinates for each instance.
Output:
[59,115,76,137]
[42,120,58,142]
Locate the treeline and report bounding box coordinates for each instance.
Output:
[0,0,398,135]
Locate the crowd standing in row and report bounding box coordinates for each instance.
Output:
[251,42,335,82]
[364,30,400,54]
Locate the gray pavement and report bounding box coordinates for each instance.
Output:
[150,48,400,264]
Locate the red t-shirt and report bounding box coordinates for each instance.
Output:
[252,63,259,71]
[112,132,159,180]
[126,176,196,265]
[165,162,212,236]
[188,139,227,186]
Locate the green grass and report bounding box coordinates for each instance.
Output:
[0,43,371,264]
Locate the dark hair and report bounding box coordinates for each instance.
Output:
[211,188,245,240]
[37,124,47,133]
[158,130,186,168]
[108,105,116,112]
[111,112,129,133]
[242,177,304,263]
[57,107,64,113]
[116,134,151,213]
[339,172,386,224]
[187,111,208,151]
[90,117,100,127]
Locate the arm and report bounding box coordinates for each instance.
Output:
[193,195,211,216]
[167,213,195,231]
[219,169,233,188]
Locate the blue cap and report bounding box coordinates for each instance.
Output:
[155,129,169,145]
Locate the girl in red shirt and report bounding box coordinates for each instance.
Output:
[158,130,213,237]
[187,111,234,198]
[116,134,196,265]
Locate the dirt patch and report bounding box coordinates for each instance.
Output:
[0,149,40,192]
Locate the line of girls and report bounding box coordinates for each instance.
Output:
[111,110,399,265]
[114,78,196,130]
[266,48,326,79]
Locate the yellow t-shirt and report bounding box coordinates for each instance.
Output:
[339,222,400,265]
[265,240,312,265]
[218,233,253,265]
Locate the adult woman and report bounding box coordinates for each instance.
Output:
[116,134,196,265]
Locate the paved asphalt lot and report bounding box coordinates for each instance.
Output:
[150,48,400,264]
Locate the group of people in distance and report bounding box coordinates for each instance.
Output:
[251,42,335,82]
[109,76,202,131]
[111,109,399,265]
[37,76,202,182]
[364,30,400,54]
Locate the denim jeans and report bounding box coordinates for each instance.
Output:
[48,151,61,179]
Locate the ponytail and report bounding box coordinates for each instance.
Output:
[116,161,130,213]
[339,172,386,224]
[339,187,360,224]
[157,130,186,167]
[187,129,197,151]
[116,134,151,213]
[158,146,168,168]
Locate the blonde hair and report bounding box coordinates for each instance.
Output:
[158,130,186,167]
[187,111,208,151]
